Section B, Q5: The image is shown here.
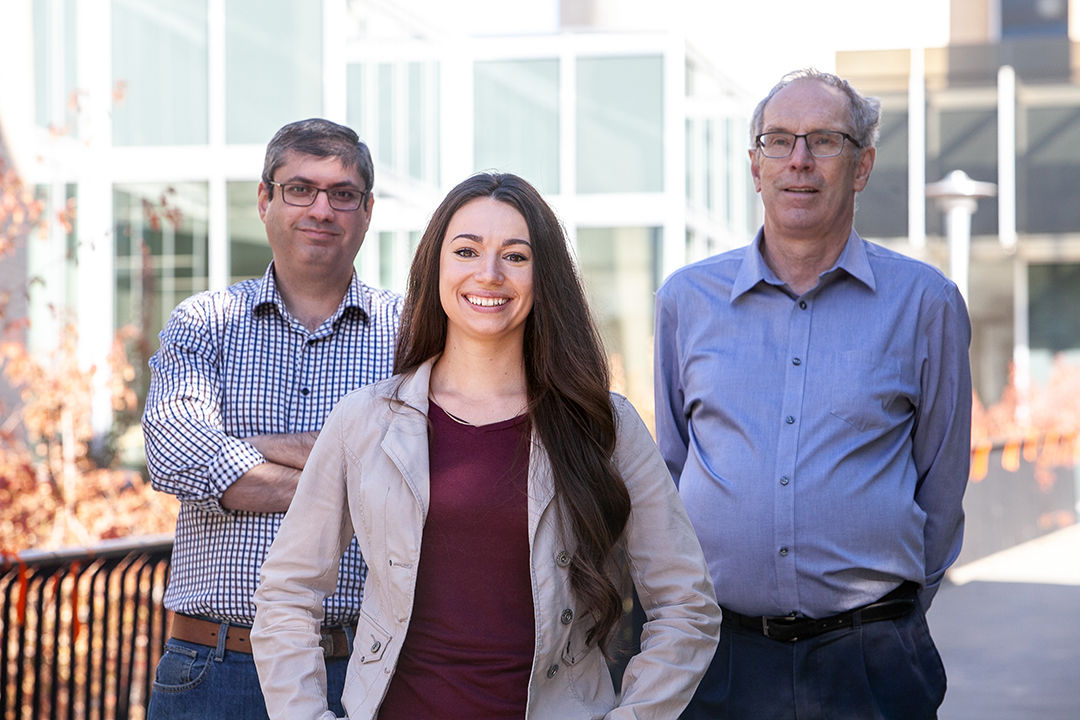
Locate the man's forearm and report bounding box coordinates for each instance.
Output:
[220,462,301,513]
[244,432,320,470]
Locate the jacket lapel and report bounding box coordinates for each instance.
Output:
[379,360,434,519]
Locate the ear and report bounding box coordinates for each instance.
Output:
[853,146,875,193]
[257,182,271,221]
[749,149,763,193]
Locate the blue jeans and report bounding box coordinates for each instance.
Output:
[146,636,350,720]
[680,600,946,720]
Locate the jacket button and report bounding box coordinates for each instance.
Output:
[546,664,559,678]
[556,551,571,567]
[370,641,381,653]
[561,608,574,625]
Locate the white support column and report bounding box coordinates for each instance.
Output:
[997,65,1017,252]
[559,41,577,254]
[208,0,228,291]
[662,37,687,280]
[1013,256,1030,422]
[322,0,348,124]
[908,47,926,248]
[75,0,114,435]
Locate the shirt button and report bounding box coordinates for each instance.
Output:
[561,608,574,625]
[370,641,381,653]
[300,387,310,396]
[785,416,795,425]
[556,551,571,568]
[547,664,559,678]
[779,546,789,556]
[799,301,807,310]
[792,358,801,366]
[780,476,789,486]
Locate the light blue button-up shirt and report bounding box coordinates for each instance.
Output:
[655,229,972,618]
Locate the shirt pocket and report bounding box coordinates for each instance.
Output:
[826,350,903,432]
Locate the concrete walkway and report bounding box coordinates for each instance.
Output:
[927,524,1080,720]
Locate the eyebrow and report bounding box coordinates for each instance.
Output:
[451,233,532,248]
[282,175,363,190]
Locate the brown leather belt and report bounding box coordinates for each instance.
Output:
[170,613,354,658]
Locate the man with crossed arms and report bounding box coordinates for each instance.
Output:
[144,119,401,719]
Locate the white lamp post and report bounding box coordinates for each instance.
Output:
[925,170,997,303]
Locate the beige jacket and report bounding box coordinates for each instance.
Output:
[251,359,720,719]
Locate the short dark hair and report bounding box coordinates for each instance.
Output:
[750,68,882,152]
[261,119,374,196]
[396,173,631,655]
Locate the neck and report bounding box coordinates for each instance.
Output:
[759,225,851,296]
[273,263,352,332]
[430,334,528,425]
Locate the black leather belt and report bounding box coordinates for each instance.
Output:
[722,581,918,643]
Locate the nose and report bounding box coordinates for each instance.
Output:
[788,135,815,167]
[475,252,504,284]
[306,188,336,219]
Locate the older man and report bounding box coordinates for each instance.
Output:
[655,70,972,719]
[143,119,402,719]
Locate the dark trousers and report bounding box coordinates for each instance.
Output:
[680,600,946,720]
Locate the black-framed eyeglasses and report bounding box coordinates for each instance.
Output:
[755,131,862,159]
[268,181,369,211]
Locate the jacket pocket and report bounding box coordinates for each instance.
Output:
[354,608,391,664]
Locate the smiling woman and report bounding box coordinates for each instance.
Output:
[250,172,722,720]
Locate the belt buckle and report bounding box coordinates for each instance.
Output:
[319,631,334,658]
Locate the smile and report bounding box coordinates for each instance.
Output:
[466,295,508,307]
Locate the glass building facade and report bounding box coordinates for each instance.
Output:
[837,34,1080,404]
[5,0,756,433]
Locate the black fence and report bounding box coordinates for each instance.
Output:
[0,535,172,720]
[959,434,1078,565]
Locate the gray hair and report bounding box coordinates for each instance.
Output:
[749,69,881,152]
[261,119,374,198]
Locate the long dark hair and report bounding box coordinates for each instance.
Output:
[395,173,631,654]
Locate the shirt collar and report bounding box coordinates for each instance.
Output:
[731,227,876,301]
[253,260,370,324]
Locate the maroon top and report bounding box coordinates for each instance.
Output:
[377,402,533,720]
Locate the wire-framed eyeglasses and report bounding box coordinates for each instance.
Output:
[268,182,369,211]
[755,131,862,159]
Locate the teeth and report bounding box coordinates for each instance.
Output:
[467,295,508,307]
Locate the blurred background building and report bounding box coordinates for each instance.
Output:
[0,0,758,438]
[1,0,1079,441]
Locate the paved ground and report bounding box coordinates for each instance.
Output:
[927,524,1080,720]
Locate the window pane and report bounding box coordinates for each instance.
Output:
[853,108,908,239]
[474,59,560,194]
[1019,105,1080,234]
[377,63,395,167]
[576,56,663,194]
[114,182,209,396]
[929,108,997,236]
[112,0,208,145]
[1029,262,1080,384]
[346,64,367,144]
[33,0,79,132]
[228,181,272,283]
[576,226,661,419]
[225,0,322,144]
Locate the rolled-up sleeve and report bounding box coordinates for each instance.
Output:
[143,297,265,514]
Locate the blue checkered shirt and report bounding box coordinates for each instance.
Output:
[144,262,402,626]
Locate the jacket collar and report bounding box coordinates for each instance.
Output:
[378,356,558,544]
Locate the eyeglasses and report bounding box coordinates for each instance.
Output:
[268,181,369,211]
[755,131,862,159]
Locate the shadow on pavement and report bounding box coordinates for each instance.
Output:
[928,581,1080,720]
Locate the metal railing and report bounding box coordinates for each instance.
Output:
[1,535,172,720]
